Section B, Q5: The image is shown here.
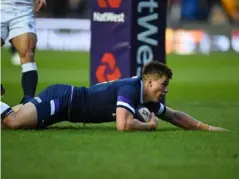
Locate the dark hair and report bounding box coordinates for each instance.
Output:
[142,61,173,79]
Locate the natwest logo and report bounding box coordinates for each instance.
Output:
[93,0,125,23]
[97,0,122,8]
[93,12,125,22]
[96,53,122,82]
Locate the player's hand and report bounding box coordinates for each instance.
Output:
[149,112,158,129]
[209,126,230,132]
[35,0,47,12]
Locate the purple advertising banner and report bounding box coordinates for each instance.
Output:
[90,0,167,85]
[131,0,167,76]
[90,0,132,85]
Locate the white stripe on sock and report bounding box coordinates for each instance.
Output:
[22,62,37,73]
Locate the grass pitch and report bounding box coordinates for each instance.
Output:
[1,49,239,179]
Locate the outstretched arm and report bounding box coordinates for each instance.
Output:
[160,107,229,131]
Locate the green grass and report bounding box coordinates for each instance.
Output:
[1,49,239,179]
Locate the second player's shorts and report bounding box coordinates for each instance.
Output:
[1,2,37,42]
[30,84,74,128]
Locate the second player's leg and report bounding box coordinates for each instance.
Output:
[11,33,38,101]
[1,38,5,47]
[1,14,9,47]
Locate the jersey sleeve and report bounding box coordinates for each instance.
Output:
[145,102,166,116]
[117,85,138,115]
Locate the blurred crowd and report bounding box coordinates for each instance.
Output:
[37,0,239,24]
[168,0,239,24]
[37,0,89,18]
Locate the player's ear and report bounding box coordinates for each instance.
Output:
[148,77,153,87]
[143,75,153,87]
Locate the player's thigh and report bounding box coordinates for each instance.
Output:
[12,104,24,112]
[15,103,38,128]
[30,85,73,128]
[9,14,37,60]
[3,103,38,129]
[42,110,69,128]
[11,33,37,58]
[31,99,70,129]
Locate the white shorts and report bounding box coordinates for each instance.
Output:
[1,3,37,42]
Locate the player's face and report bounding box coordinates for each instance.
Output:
[147,75,169,102]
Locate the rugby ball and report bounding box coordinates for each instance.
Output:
[135,105,151,122]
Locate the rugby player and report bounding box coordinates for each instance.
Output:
[1,0,46,103]
[0,61,228,131]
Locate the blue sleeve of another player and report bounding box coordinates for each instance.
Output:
[117,85,137,115]
[145,102,166,116]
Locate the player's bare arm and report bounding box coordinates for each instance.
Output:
[116,107,157,131]
[160,107,229,131]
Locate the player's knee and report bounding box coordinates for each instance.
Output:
[17,38,36,63]
[19,48,35,62]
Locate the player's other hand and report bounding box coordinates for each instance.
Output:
[35,0,47,12]
[149,112,158,129]
[210,126,230,132]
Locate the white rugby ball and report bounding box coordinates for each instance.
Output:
[136,106,151,122]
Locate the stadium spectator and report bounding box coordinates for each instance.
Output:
[221,0,239,20]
